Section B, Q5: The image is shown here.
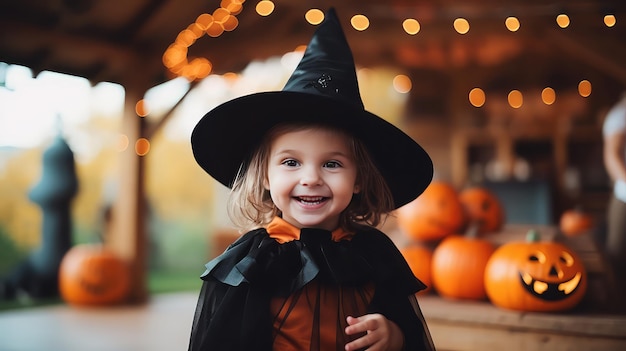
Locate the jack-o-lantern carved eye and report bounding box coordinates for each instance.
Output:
[560,251,574,266]
[528,251,546,263]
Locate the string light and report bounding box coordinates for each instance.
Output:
[351,14,370,31]
[578,80,592,97]
[135,99,149,117]
[508,90,523,108]
[135,138,151,156]
[454,18,470,34]
[163,2,620,90]
[403,19,421,35]
[392,74,412,93]
[469,88,486,107]
[505,16,520,32]
[604,14,616,27]
[305,9,324,25]
[256,1,275,16]
[556,14,570,28]
[542,87,556,105]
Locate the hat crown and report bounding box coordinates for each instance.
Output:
[283,8,364,109]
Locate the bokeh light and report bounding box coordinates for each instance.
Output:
[351,14,370,31]
[556,14,570,28]
[604,14,616,27]
[508,90,523,108]
[541,87,556,105]
[256,1,275,16]
[403,19,421,35]
[578,80,592,97]
[469,88,486,107]
[305,9,324,25]
[454,18,470,34]
[505,17,520,32]
[135,138,151,156]
[392,74,412,93]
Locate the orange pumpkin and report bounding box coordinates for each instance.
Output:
[431,229,495,300]
[59,244,131,306]
[400,245,433,295]
[484,230,587,312]
[396,181,466,242]
[459,187,505,234]
[559,208,594,237]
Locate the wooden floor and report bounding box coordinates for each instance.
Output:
[1,292,625,351]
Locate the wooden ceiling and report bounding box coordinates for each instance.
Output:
[1,0,625,95]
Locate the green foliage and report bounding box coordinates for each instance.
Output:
[0,225,26,277]
[148,270,203,294]
[148,216,210,272]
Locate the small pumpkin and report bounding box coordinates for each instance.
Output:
[59,244,131,306]
[559,208,594,237]
[431,224,495,300]
[400,245,433,295]
[484,230,587,312]
[396,181,466,242]
[459,187,505,234]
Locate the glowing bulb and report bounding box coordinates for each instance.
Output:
[392,75,412,93]
[351,14,369,31]
[135,99,149,117]
[556,14,570,28]
[305,9,324,25]
[604,14,616,27]
[508,90,523,108]
[256,1,274,16]
[454,18,470,34]
[542,87,556,105]
[578,80,592,97]
[505,17,520,32]
[403,19,421,35]
[469,88,486,107]
[135,138,151,156]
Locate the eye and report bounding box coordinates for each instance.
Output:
[528,251,546,263]
[323,161,342,168]
[282,159,299,167]
[560,251,574,266]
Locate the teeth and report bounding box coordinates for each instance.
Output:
[298,196,324,204]
[533,281,548,294]
[522,273,533,285]
[558,272,582,294]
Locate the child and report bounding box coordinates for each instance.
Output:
[188,8,435,351]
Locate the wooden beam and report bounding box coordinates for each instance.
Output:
[107,87,148,304]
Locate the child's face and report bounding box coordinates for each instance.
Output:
[264,127,360,231]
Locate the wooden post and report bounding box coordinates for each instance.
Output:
[107,88,148,304]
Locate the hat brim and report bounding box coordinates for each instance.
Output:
[191,91,433,209]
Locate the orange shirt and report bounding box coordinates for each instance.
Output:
[267,218,374,351]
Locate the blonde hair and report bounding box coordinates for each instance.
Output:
[227,122,394,232]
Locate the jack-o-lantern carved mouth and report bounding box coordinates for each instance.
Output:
[519,272,582,301]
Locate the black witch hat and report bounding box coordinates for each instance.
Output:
[191,8,433,209]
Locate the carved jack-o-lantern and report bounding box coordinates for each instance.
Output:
[484,230,587,312]
[459,187,505,234]
[396,181,466,242]
[59,244,131,306]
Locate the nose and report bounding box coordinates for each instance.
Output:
[300,165,322,186]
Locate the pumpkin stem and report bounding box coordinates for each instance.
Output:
[466,220,481,239]
[526,229,541,242]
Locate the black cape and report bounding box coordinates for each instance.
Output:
[188,226,436,351]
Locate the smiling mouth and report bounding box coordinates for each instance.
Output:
[295,196,328,205]
[519,271,582,301]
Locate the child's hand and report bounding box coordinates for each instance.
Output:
[344,314,404,351]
